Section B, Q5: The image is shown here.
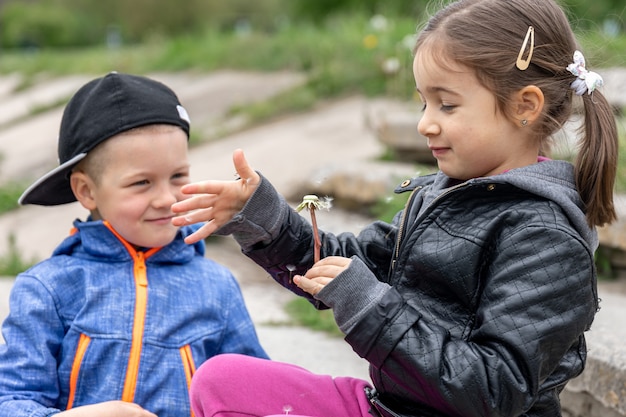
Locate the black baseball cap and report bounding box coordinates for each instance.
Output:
[19,71,191,206]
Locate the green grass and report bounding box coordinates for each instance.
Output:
[0,181,28,214]
[284,297,343,337]
[0,234,37,276]
[615,118,626,192]
[0,15,420,100]
[578,31,626,69]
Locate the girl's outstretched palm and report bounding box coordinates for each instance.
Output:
[171,149,260,244]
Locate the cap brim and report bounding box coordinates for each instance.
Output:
[18,153,87,206]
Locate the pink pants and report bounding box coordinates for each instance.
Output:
[190,353,373,417]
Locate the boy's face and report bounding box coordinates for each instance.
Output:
[81,126,190,248]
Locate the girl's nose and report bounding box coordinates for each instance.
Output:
[417,112,440,137]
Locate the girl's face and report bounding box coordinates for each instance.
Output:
[413,50,539,180]
[87,127,190,248]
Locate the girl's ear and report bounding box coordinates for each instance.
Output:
[70,171,97,211]
[512,85,544,126]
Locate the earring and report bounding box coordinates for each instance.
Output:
[521,119,528,126]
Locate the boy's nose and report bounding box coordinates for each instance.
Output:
[153,184,179,208]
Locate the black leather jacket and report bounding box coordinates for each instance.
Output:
[220,160,598,417]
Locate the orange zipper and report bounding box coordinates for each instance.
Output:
[104,221,160,403]
[67,334,91,409]
[180,345,197,417]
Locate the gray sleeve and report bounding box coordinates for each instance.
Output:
[314,256,391,334]
[215,173,291,250]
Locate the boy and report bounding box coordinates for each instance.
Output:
[0,72,268,417]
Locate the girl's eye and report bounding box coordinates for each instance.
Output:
[421,103,427,112]
[441,104,456,112]
[133,180,149,186]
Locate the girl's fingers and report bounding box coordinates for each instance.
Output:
[171,207,213,226]
[293,275,331,296]
[233,149,259,184]
[183,221,218,244]
[173,193,215,213]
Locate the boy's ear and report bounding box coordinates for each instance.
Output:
[512,85,544,126]
[70,171,97,211]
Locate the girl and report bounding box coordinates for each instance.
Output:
[171,0,618,416]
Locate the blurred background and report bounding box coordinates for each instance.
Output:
[0,0,625,259]
[0,0,624,93]
[0,0,625,268]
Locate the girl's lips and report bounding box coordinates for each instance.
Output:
[429,146,449,157]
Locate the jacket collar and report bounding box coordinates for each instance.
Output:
[52,219,205,263]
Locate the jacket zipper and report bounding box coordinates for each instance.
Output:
[122,250,148,402]
[391,180,476,272]
[180,345,197,417]
[66,334,91,409]
[104,221,160,403]
[391,186,421,272]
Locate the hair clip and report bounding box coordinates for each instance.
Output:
[516,26,534,71]
[566,50,604,95]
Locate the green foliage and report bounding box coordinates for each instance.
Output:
[614,118,626,193]
[578,31,626,68]
[563,0,625,30]
[0,0,289,49]
[0,1,103,48]
[0,234,36,276]
[370,191,412,223]
[0,182,26,215]
[228,85,318,125]
[284,297,343,337]
[595,245,617,280]
[287,0,428,23]
[3,0,621,50]
[0,14,421,99]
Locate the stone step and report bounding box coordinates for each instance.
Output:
[562,280,626,416]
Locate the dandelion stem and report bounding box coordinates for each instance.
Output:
[310,208,321,263]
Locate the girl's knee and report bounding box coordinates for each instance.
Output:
[193,353,246,389]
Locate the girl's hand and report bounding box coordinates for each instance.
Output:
[171,149,260,244]
[56,400,158,417]
[293,256,352,296]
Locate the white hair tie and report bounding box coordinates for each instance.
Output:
[566,50,604,96]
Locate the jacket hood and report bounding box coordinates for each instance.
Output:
[414,160,596,251]
[417,160,597,251]
[53,219,205,262]
[498,160,597,250]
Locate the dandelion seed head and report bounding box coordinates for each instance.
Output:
[320,196,333,211]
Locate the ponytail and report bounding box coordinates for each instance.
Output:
[575,90,618,227]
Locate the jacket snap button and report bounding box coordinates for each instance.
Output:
[401,179,411,187]
[487,184,496,191]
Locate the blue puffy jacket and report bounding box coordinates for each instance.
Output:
[0,219,268,417]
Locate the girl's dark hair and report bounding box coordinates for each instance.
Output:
[415,0,618,227]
